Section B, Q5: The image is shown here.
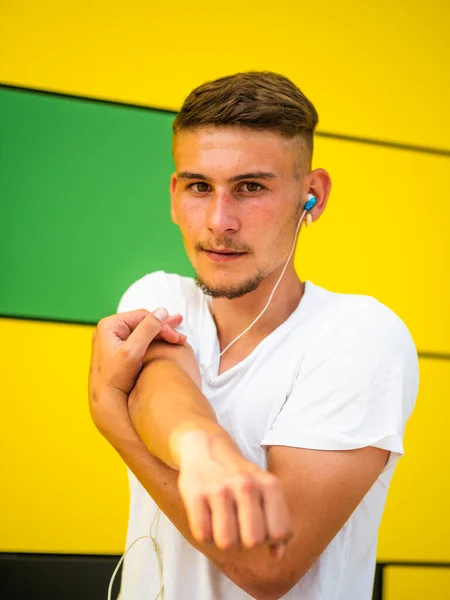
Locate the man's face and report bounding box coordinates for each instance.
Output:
[170,127,307,299]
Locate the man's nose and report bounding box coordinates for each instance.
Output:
[206,189,240,236]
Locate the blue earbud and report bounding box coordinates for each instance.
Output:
[304,193,317,211]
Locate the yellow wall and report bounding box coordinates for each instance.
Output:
[2,318,449,565]
[0,319,128,554]
[1,0,449,150]
[1,2,449,598]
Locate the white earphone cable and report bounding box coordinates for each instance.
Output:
[107,198,312,599]
[108,506,164,600]
[200,207,308,378]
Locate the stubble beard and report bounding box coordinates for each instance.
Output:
[194,199,303,300]
[195,267,267,299]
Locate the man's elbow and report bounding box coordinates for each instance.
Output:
[244,579,298,600]
[232,563,304,600]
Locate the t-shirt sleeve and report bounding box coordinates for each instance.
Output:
[116,270,191,339]
[261,301,419,470]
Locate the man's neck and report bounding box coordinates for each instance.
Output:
[210,268,304,356]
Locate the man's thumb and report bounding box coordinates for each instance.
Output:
[121,309,165,360]
[152,307,169,321]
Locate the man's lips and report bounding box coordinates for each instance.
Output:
[202,249,246,262]
[204,249,243,254]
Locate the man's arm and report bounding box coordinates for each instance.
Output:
[124,342,389,600]
[127,340,221,470]
[89,310,389,600]
[128,341,291,552]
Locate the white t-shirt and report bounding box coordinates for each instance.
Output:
[117,271,419,600]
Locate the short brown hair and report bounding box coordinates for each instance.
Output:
[172,71,319,171]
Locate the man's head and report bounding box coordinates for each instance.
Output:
[170,71,331,299]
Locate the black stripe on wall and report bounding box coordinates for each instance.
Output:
[0,552,383,600]
[3,553,448,600]
[0,553,122,600]
[1,83,449,158]
[1,313,449,362]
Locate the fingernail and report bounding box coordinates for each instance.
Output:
[153,307,168,321]
[275,543,286,560]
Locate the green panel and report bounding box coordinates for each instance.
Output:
[0,87,193,323]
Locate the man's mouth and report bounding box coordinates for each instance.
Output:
[203,248,246,262]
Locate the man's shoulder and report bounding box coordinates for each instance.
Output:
[129,270,196,293]
[307,281,416,355]
[117,270,197,313]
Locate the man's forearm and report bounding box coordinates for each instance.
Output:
[128,355,231,470]
[110,419,289,600]
[122,352,296,599]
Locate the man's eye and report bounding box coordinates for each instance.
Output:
[190,182,210,193]
[241,182,262,192]
[187,181,262,193]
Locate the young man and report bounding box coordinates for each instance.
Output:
[89,72,419,600]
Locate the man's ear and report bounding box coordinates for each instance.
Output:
[169,173,178,225]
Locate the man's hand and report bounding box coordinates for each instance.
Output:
[88,306,185,444]
[177,430,292,557]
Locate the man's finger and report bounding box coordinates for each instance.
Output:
[110,309,151,335]
[233,477,266,548]
[261,476,292,546]
[269,542,286,560]
[209,488,239,550]
[159,323,187,345]
[183,492,213,544]
[166,314,183,326]
[152,307,169,321]
[120,312,164,359]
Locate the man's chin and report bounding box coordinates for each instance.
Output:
[195,271,265,299]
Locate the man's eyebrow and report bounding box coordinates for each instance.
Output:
[177,171,277,182]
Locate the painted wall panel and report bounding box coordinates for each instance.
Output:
[0,86,192,324]
[378,359,450,562]
[384,566,450,600]
[0,318,128,554]
[300,137,450,355]
[0,319,447,558]
[0,1,449,150]
[2,87,449,354]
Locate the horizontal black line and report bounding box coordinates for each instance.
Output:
[0,82,175,117]
[317,131,450,158]
[418,352,450,361]
[1,313,449,361]
[378,560,450,569]
[0,312,97,327]
[1,82,449,158]
[0,551,120,562]
[1,553,449,569]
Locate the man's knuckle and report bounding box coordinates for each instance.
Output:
[217,537,236,550]
[262,474,279,490]
[235,474,254,495]
[193,529,207,543]
[97,316,109,328]
[246,533,265,548]
[118,345,136,362]
[189,490,205,505]
[272,531,289,544]
[209,485,227,502]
